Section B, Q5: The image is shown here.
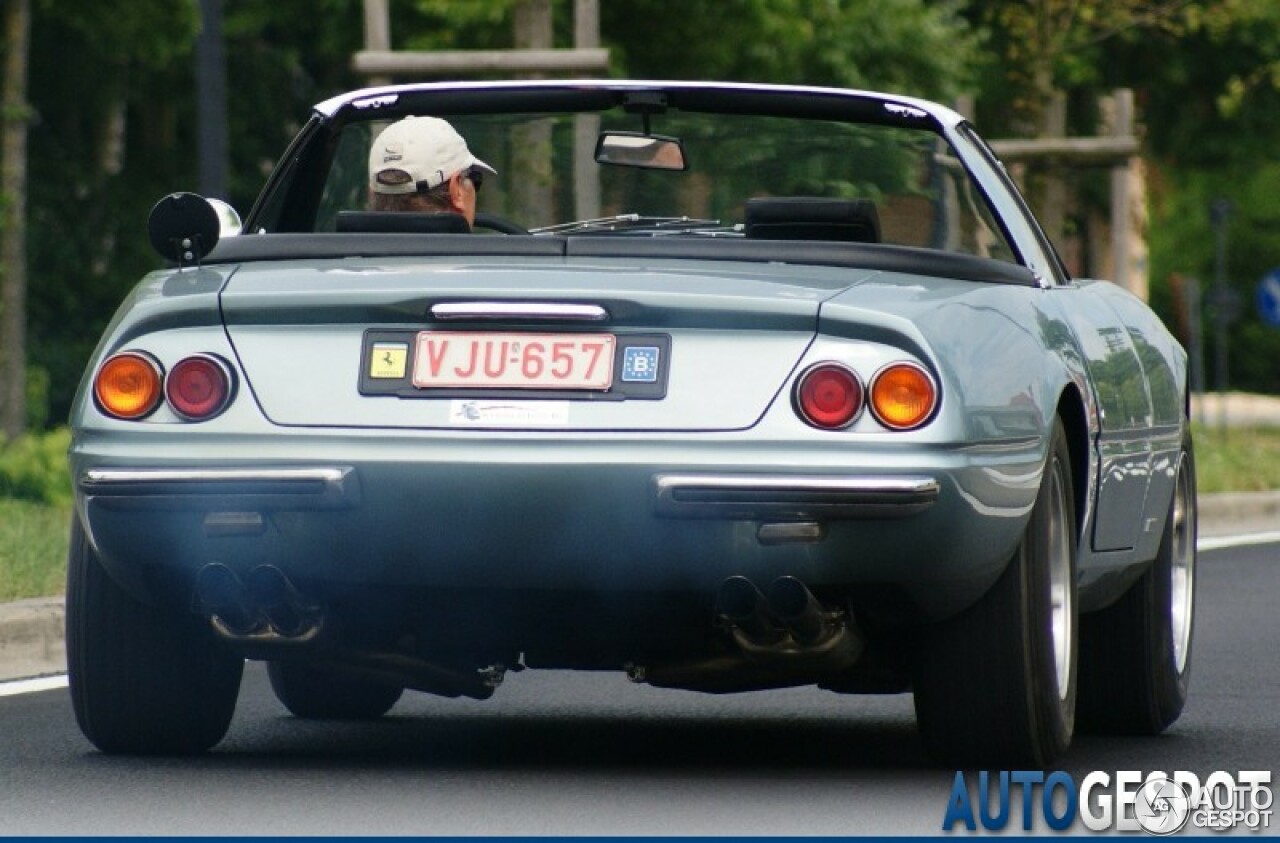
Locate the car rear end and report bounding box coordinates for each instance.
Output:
[73,250,1047,671]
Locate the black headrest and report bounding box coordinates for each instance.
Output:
[336,211,471,234]
[744,197,881,243]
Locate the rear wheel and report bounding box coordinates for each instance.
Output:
[1077,430,1196,734]
[66,519,244,754]
[913,418,1078,766]
[268,661,403,720]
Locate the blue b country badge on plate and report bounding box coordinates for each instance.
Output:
[621,346,660,383]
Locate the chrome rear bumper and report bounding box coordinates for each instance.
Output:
[81,467,936,520]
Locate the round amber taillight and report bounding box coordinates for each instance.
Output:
[94,352,163,420]
[795,363,863,430]
[870,363,937,430]
[165,355,233,420]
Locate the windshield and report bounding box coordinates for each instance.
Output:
[311,108,1016,263]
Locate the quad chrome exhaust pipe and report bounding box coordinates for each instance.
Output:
[638,575,864,693]
[194,563,497,701]
[715,574,847,650]
[195,563,322,642]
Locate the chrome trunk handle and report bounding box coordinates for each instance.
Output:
[430,302,609,322]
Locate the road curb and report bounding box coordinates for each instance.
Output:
[1198,491,1280,537]
[2,490,1278,682]
[0,595,67,682]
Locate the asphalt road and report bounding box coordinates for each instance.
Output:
[0,542,1276,836]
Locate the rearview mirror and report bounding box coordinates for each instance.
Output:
[595,132,687,171]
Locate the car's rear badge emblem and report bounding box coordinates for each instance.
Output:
[621,346,660,383]
[449,400,570,427]
[369,342,408,379]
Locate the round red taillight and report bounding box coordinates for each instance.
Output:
[94,351,164,420]
[795,363,863,429]
[165,355,233,420]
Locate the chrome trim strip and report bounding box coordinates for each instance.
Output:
[657,474,939,495]
[315,80,964,128]
[431,302,609,322]
[83,467,348,486]
[654,473,939,520]
[80,467,357,509]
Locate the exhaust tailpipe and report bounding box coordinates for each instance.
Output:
[715,575,783,645]
[765,576,828,645]
[246,565,322,638]
[194,563,263,635]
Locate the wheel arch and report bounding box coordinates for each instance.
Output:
[1056,384,1090,543]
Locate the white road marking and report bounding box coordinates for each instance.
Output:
[1198,531,1280,552]
[0,673,68,697]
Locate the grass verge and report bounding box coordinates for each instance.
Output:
[1192,424,1280,494]
[0,498,69,602]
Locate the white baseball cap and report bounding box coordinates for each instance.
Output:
[369,115,496,195]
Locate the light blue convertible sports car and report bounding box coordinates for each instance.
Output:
[68,80,1196,765]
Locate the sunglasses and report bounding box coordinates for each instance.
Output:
[464,167,484,192]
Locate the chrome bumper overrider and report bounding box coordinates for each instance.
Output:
[652,473,939,519]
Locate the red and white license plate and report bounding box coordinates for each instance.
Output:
[413,332,616,390]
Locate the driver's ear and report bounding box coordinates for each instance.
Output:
[447,173,468,214]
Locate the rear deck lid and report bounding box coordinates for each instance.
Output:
[220,255,870,431]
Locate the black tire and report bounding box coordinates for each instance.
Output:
[66,519,244,754]
[1077,430,1196,734]
[268,661,403,720]
[913,418,1078,767]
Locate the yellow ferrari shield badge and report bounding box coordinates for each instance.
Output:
[369,342,408,379]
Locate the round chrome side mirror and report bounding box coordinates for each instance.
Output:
[207,198,242,238]
[146,193,241,264]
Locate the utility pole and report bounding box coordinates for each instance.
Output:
[196,0,228,200]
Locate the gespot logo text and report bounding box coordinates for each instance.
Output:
[943,769,1272,834]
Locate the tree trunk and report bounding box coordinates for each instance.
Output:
[510,0,554,227]
[1,0,31,439]
[572,0,601,221]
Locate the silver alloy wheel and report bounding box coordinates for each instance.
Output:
[1046,454,1074,700]
[1170,454,1196,674]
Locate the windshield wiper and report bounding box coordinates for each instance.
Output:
[531,214,728,235]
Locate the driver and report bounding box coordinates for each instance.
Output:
[368,116,496,229]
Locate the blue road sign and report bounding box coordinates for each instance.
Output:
[1257,268,1280,328]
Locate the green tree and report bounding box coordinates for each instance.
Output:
[602,0,978,100]
[964,1,1195,133]
[1097,2,1280,394]
[1,0,31,439]
[23,0,368,427]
